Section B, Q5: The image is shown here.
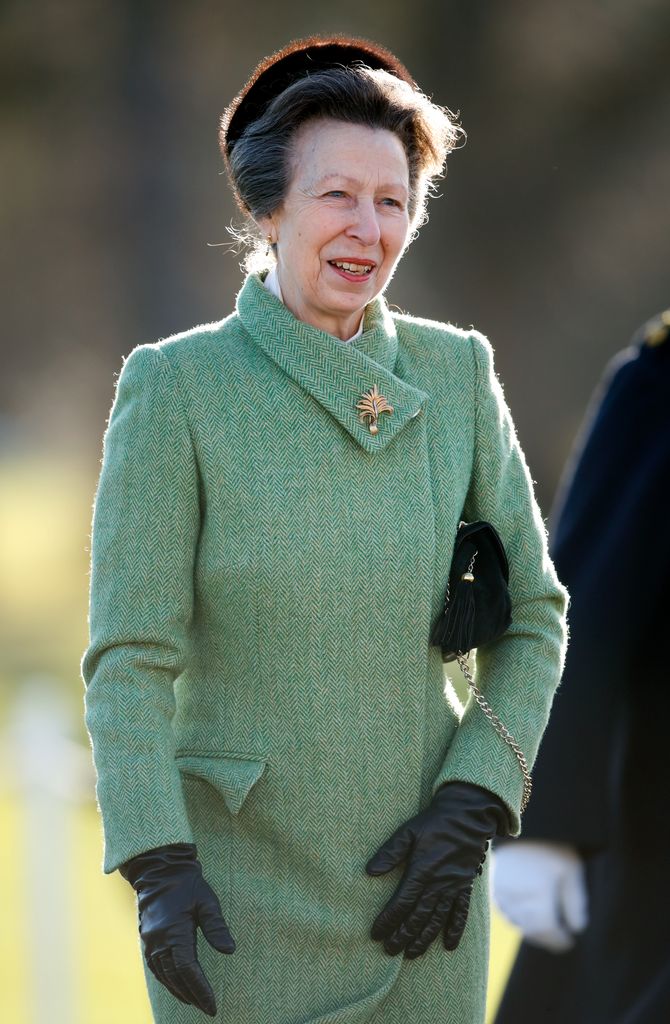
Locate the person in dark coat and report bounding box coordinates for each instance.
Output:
[492,309,670,1023]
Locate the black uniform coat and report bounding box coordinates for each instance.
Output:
[494,312,670,1024]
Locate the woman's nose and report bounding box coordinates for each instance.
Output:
[346,199,382,246]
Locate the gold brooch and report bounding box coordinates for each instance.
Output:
[356,385,394,434]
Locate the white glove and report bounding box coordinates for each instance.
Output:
[492,840,588,952]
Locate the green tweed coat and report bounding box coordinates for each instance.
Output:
[82,271,568,1024]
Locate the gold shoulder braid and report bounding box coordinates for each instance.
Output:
[643,309,670,347]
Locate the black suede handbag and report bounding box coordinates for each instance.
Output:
[431,520,532,812]
[431,520,512,661]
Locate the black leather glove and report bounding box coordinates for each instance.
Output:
[365,782,511,958]
[119,842,235,1017]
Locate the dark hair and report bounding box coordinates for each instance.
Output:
[220,65,464,264]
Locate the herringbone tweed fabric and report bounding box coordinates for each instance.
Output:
[81,271,568,1024]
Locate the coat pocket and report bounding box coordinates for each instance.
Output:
[175,751,267,815]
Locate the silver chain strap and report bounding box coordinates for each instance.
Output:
[456,652,533,814]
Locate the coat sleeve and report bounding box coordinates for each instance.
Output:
[430,330,569,835]
[81,343,200,873]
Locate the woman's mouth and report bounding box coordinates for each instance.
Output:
[327,260,375,283]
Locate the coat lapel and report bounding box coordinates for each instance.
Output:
[235,273,429,454]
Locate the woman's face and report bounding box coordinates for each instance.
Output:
[260,119,412,340]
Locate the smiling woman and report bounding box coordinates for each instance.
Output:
[223,52,460,338]
[81,33,568,1024]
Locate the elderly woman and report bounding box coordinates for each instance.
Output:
[82,35,568,1024]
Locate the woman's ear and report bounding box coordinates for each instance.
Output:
[256,215,277,246]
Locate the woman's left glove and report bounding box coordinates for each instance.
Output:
[365,782,511,958]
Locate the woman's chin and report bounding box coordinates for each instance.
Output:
[319,278,382,312]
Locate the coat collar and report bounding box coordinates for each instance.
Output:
[235,272,429,454]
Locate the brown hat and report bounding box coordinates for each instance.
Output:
[220,34,417,161]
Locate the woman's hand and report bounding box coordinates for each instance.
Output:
[365,782,510,958]
[119,843,235,1017]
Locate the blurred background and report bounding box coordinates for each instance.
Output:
[1,1,669,1021]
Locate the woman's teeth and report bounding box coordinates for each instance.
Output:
[331,261,373,274]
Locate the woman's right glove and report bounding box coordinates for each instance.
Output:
[492,839,588,951]
[119,842,235,1017]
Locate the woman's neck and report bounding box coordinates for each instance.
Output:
[264,266,364,343]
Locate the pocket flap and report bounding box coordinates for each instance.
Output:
[176,753,267,815]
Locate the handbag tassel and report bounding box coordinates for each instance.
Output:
[448,569,477,655]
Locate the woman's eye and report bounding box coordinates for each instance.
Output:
[325,190,346,198]
[381,197,402,208]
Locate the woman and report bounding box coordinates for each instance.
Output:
[82,35,568,1024]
